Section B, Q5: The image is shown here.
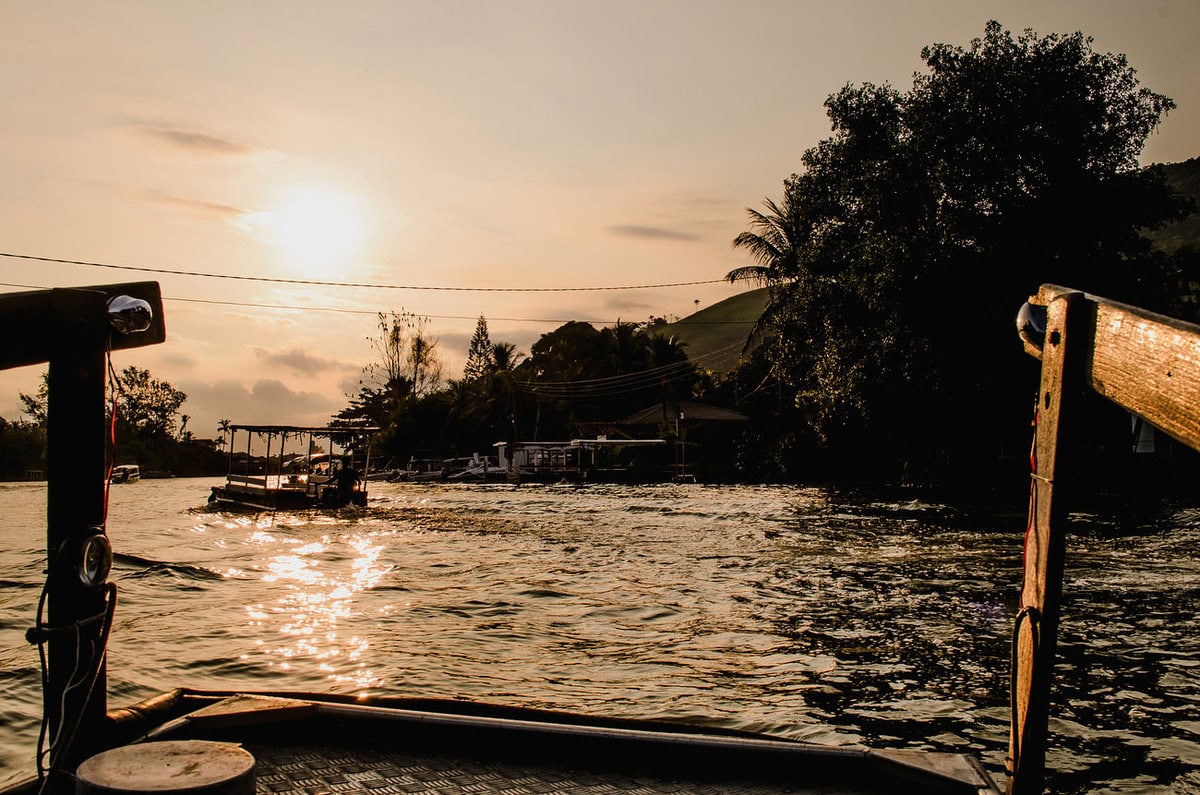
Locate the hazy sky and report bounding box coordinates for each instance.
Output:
[1,1,1196,439]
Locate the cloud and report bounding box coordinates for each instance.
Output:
[159,350,199,369]
[603,295,659,317]
[142,190,248,220]
[181,377,342,430]
[437,331,472,357]
[132,126,255,155]
[338,375,365,396]
[250,379,338,411]
[607,224,700,242]
[254,347,353,376]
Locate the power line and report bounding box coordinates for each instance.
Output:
[512,342,746,398]
[517,359,697,390]
[0,281,758,327]
[0,251,728,292]
[165,295,606,324]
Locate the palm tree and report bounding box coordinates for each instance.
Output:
[486,342,523,443]
[490,342,522,373]
[217,418,232,451]
[727,179,814,360]
[726,179,809,286]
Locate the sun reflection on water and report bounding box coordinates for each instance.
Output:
[245,527,391,691]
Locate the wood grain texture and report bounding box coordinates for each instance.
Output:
[1036,283,1200,453]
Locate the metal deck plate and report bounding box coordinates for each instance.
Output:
[248,741,838,794]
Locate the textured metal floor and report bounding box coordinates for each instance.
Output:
[248,741,835,794]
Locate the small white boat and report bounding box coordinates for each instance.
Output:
[110,464,140,483]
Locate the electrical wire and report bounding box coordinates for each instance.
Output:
[517,369,696,398]
[513,341,746,399]
[518,358,699,388]
[0,251,727,292]
[103,355,121,522]
[0,281,758,327]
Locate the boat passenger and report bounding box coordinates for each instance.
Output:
[335,464,360,503]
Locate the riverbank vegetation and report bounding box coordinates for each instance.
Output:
[4,22,1198,493]
[720,20,1195,490]
[343,21,1197,492]
[2,366,225,480]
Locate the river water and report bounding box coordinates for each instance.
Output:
[1,478,1199,792]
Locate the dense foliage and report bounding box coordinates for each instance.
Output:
[729,21,1189,486]
[346,315,699,466]
[9,366,222,478]
[513,320,695,440]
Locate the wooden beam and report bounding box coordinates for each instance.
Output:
[1036,284,1200,450]
[44,289,111,777]
[0,282,165,370]
[1007,290,1088,795]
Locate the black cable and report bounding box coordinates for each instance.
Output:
[47,583,117,788]
[2,280,758,327]
[0,251,726,292]
[33,580,50,788]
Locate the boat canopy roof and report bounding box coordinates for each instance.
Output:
[230,424,380,435]
[493,438,666,449]
[571,438,667,448]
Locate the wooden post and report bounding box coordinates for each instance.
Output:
[1007,290,1088,794]
[45,289,111,779]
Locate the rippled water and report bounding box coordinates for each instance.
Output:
[2,478,1199,792]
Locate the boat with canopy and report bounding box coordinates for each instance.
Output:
[208,423,379,511]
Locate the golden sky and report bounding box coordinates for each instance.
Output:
[1,0,1196,437]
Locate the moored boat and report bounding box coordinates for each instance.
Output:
[109,464,140,483]
[493,437,670,483]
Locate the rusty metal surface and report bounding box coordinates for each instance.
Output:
[248,741,837,794]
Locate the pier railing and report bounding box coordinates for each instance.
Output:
[1009,284,1200,794]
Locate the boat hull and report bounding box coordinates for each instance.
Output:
[208,484,366,511]
[0,690,999,794]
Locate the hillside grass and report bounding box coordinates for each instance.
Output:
[1148,157,1200,252]
[663,287,768,373]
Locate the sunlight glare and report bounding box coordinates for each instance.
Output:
[265,188,366,278]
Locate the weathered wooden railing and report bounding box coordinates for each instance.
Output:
[1008,284,1200,794]
[0,283,165,787]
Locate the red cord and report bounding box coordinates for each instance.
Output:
[1020,408,1039,597]
[103,355,119,523]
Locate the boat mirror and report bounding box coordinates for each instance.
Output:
[1016,300,1047,352]
[107,294,153,335]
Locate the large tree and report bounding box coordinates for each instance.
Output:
[731,21,1185,485]
[114,366,188,442]
[517,321,697,438]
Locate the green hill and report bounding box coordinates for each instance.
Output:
[1148,157,1200,253]
[664,288,768,373]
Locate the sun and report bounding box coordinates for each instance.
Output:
[266,188,366,279]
